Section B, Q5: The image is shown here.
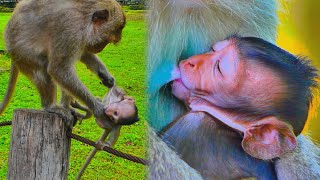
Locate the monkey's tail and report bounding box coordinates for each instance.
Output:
[0,63,19,115]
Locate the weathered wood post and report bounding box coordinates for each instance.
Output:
[7,109,72,179]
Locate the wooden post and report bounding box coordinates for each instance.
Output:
[7,109,72,180]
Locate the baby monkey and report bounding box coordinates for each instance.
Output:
[71,85,138,128]
[101,86,138,127]
[161,35,318,179]
[75,85,139,179]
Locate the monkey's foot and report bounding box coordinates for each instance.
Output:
[46,106,75,128]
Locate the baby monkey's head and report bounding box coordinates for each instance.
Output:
[104,96,139,125]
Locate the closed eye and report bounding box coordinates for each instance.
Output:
[217,60,223,76]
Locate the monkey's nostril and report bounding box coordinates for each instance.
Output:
[188,62,195,68]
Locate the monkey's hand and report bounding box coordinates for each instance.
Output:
[96,141,113,150]
[98,70,114,88]
[94,102,114,129]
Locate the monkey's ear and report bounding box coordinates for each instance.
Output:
[92,9,109,23]
[241,117,297,160]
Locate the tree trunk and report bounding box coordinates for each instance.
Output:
[7,109,71,180]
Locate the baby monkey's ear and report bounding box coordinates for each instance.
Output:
[124,95,135,103]
[241,116,297,160]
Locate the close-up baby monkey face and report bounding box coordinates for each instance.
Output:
[171,36,318,160]
[172,36,317,136]
[104,96,138,125]
[173,38,285,109]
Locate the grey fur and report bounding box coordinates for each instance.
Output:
[148,128,203,180]
[149,128,320,179]
[275,135,320,180]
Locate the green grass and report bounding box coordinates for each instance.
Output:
[0,13,11,50]
[0,10,147,179]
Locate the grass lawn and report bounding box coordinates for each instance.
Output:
[0,9,147,179]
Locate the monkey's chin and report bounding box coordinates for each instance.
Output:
[95,118,113,129]
[86,41,109,54]
[171,79,190,101]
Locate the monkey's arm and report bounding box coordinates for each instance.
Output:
[48,52,106,120]
[70,100,93,120]
[275,135,320,179]
[103,85,125,105]
[189,97,246,132]
[105,125,121,147]
[81,52,114,88]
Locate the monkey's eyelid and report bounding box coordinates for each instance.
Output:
[211,47,215,52]
[217,60,223,76]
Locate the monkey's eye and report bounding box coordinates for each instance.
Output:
[211,47,215,52]
[217,60,222,75]
[114,111,118,116]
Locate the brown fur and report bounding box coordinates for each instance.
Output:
[2,0,125,122]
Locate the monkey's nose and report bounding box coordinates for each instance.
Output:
[105,108,113,118]
[181,60,196,69]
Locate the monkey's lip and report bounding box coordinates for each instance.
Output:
[172,78,184,87]
[174,78,183,83]
[171,78,190,90]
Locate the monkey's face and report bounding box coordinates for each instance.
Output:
[184,38,299,160]
[104,97,137,125]
[86,1,126,53]
[176,40,243,104]
[177,40,284,107]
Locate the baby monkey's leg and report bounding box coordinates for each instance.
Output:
[76,129,111,180]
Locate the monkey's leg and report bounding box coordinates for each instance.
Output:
[76,129,111,180]
[81,52,114,88]
[32,70,57,109]
[60,90,73,108]
[32,71,74,126]
[105,125,121,147]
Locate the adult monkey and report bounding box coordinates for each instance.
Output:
[1,0,125,123]
[147,0,319,179]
